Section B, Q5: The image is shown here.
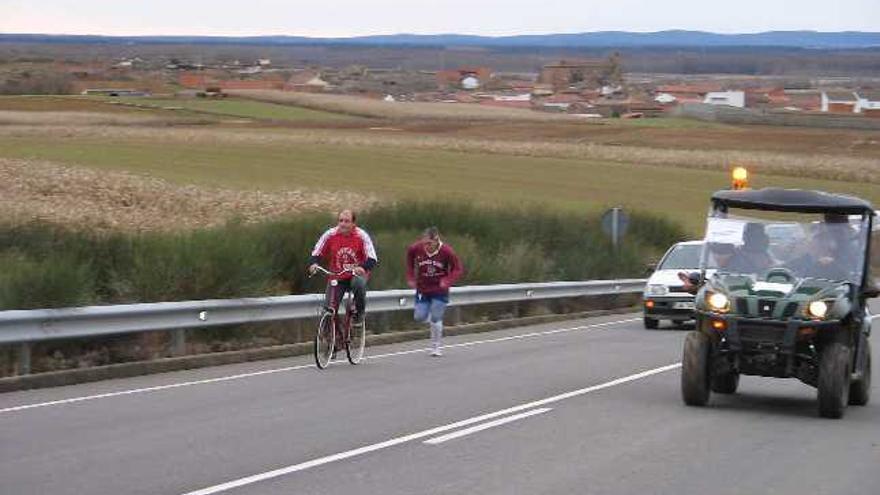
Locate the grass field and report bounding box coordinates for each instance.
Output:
[0,157,377,231]
[0,96,206,125]
[110,97,360,122]
[1,93,878,234]
[228,89,586,122]
[2,130,877,234]
[0,95,359,124]
[0,95,149,113]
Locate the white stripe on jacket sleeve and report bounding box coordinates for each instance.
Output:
[311,228,336,257]
[357,227,378,261]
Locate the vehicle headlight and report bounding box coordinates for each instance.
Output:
[646,284,668,296]
[707,292,730,312]
[807,300,829,319]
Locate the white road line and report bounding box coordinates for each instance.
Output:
[0,316,640,415]
[423,407,552,445]
[180,362,681,495]
[438,318,641,351]
[0,363,315,414]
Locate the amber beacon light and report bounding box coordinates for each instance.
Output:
[731,166,749,190]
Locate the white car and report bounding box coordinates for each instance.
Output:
[643,240,703,329]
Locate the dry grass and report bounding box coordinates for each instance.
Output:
[0,158,377,232]
[0,110,204,126]
[227,89,584,122]
[3,124,877,185]
[0,95,156,113]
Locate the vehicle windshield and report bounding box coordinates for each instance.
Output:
[659,244,702,270]
[700,209,870,285]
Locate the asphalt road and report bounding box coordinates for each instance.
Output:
[1,305,878,495]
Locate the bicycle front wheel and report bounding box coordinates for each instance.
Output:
[346,314,366,365]
[315,312,335,369]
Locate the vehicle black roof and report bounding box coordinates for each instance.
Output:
[712,188,875,215]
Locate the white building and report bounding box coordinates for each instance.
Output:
[821,91,858,113]
[702,91,745,108]
[600,85,623,96]
[855,91,880,114]
[461,76,481,90]
[492,94,531,102]
[654,93,676,104]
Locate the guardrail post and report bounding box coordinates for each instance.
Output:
[448,307,463,326]
[293,319,305,343]
[295,318,313,343]
[376,312,391,334]
[17,342,31,375]
[170,329,187,357]
[512,302,522,318]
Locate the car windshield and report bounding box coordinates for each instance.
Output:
[700,210,870,284]
[659,244,702,270]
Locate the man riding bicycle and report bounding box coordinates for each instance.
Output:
[308,209,378,325]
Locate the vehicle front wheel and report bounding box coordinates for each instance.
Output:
[711,372,740,394]
[818,342,851,419]
[346,315,367,365]
[314,312,336,370]
[681,331,712,406]
[644,317,659,329]
[849,341,871,406]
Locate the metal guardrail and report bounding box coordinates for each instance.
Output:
[0,279,646,374]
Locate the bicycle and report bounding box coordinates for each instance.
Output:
[309,265,367,369]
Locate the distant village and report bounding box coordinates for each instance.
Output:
[64,54,880,118]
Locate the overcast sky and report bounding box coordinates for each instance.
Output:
[2,0,879,37]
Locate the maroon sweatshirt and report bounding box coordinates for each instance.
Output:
[405,241,464,296]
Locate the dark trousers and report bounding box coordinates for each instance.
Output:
[324,276,367,315]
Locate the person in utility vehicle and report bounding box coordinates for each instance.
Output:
[725,222,774,275]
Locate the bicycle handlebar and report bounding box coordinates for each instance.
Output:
[308,265,355,278]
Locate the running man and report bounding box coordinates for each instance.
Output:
[406,227,464,356]
[308,209,378,324]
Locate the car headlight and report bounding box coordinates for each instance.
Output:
[707,292,730,312]
[807,300,829,319]
[646,284,668,296]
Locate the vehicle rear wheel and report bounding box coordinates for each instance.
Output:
[849,341,871,406]
[314,312,335,370]
[644,317,659,329]
[817,342,851,419]
[681,331,712,406]
[711,372,740,394]
[346,314,366,365]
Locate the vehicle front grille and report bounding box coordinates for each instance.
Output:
[758,299,776,318]
[738,321,786,344]
[781,302,799,318]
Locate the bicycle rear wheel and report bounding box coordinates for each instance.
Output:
[314,312,335,369]
[346,311,366,365]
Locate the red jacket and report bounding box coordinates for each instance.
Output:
[406,241,463,295]
[310,226,378,281]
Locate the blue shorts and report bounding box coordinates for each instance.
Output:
[414,292,449,323]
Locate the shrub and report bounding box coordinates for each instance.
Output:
[0,71,73,95]
[0,201,686,310]
[0,252,94,309]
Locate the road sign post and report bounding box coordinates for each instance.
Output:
[601,207,629,250]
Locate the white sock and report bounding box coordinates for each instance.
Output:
[430,321,443,348]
